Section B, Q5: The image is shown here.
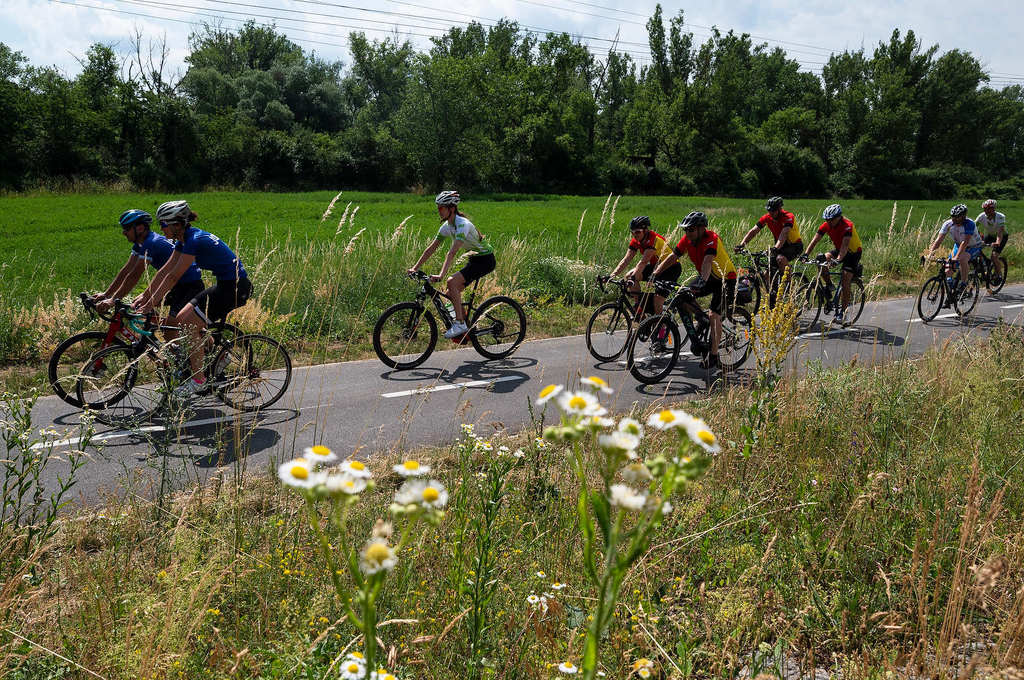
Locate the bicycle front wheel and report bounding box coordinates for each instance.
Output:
[373,302,438,369]
[214,334,292,411]
[806,284,827,329]
[75,345,166,427]
[469,296,527,360]
[917,277,945,322]
[626,315,681,384]
[719,307,753,369]
[953,274,980,316]
[48,331,128,408]
[585,302,632,361]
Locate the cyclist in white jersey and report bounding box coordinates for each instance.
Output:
[409,191,496,339]
[926,203,982,290]
[975,198,1008,281]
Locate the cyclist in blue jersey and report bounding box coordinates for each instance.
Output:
[134,200,253,398]
[93,209,204,321]
[925,203,983,293]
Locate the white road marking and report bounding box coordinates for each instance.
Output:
[906,313,959,323]
[1001,303,1024,309]
[796,327,848,340]
[382,376,521,398]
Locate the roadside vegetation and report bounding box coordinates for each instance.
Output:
[1,190,1019,394]
[2,319,1023,678]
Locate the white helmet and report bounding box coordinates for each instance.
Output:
[822,204,842,220]
[982,198,997,210]
[156,200,192,224]
[435,191,460,206]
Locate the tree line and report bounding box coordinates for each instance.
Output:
[2,6,1024,198]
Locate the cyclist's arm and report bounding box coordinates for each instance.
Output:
[832,234,851,261]
[102,256,146,299]
[699,253,715,282]
[410,238,442,273]
[437,239,463,280]
[652,252,680,277]
[737,224,761,249]
[774,225,791,251]
[803,233,823,256]
[609,248,636,277]
[146,252,192,306]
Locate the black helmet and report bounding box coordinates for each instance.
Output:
[766,196,784,211]
[629,215,650,231]
[681,211,708,229]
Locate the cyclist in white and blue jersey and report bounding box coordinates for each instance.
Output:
[926,203,983,291]
[93,209,203,318]
[134,200,252,398]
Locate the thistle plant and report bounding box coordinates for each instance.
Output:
[536,379,715,679]
[277,446,447,679]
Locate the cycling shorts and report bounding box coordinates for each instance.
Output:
[829,249,863,277]
[189,278,253,324]
[950,243,983,260]
[983,233,1008,254]
[640,261,682,286]
[691,277,736,315]
[457,253,496,285]
[165,280,205,318]
[771,241,804,262]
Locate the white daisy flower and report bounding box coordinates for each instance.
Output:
[584,415,616,431]
[683,417,721,454]
[599,431,640,458]
[621,462,653,484]
[558,662,579,674]
[637,667,652,679]
[277,458,322,489]
[535,438,547,449]
[338,458,373,479]
[580,376,613,394]
[661,501,673,515]
[475,440,493,452]
[536,570,547,579]
[618,417,644,438]
[609,484,647,511]
[498,445,510,454]
[324,473,366,496]
[526,594,541,606]
[359,538,397,575]
[551,582,567,591]
[557,390,607,416]
[339,658,365,679]
[647,408,695,430]
[303,445,338,466]
[513,448,525,458]
[394,479,448,509]
[460,423,475,435]
[632,658,654,671]
[393,459,430,477]
[536,384,564,406]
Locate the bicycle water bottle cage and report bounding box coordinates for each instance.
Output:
[125,315,155,337]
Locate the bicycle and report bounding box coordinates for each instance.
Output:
[49,292,239,408]
[75,301,290,426]
[974,245,1007,295]
[373,271,527,369]
[732,247,810,314]
[585,276,647,362]
[625,280,753,385]
[916,257,980,321]
[800,254,866,329]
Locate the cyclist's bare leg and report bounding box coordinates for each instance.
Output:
[174,304,209,376]
[840,269,853,311]
[653,293,665,315]
[446,272,467,323]
[709,309,722,357]
[957,248,970,282]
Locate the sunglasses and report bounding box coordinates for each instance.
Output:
[158,220,179,229]
[683,226,699,232]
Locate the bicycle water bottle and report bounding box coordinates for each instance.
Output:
[444,300,455,320]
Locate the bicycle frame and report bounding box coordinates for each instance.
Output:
[408,272,480,334]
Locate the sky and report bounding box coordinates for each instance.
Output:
[1,0,1023,88]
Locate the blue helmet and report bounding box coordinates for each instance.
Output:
[822,204,842,220]
[119,209,152,229]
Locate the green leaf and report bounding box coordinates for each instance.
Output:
[589,489,611,543]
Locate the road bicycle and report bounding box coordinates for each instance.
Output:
[800,254,866,329]
[48,292,239,408]
[373,271,527,369]
[732,247,810,314]
[974,246,1007,295]
[916,257,980,321]
[585,276,644,361]
[75,301,290,426]
[625,280,753,384]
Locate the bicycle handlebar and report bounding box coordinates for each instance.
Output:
[79,291,117,322]
[407,270,430,282]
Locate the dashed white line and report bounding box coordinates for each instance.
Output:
[382,376,521,398]
[906,313,959,323]
[1001,303,1024,309]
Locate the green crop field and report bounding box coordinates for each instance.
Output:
[1,191,1019,372]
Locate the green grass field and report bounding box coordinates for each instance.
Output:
[1,191,1019,372]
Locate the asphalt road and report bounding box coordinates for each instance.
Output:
[18,284,1024,509]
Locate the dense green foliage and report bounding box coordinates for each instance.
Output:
[3,8,1024,198]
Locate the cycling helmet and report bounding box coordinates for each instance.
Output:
[681,211,708,229]
[119,209,152,229]
[949,203,968,218]
[822,204,842,220]
[156,200,193,224]
[765,196,784,211]
[435,190,461,206]
[982,198,997,210]
[629,215,651,231]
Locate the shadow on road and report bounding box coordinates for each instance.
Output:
[377,355,538,392]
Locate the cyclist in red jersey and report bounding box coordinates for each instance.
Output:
[605,215,681,315]
[803,203,863,325]
[736,195,804,270]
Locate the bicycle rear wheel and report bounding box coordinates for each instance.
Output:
[953,274,980,316]
[75,345,166,427]
[373,302,438,369]
[626,315,681,384]
[585,302,632,361]
[841,279,866,326]
[214,334,292,411]
[989,255,1007,294]
[469,296,527,360]
[719,307,753,369]
[48,331,128,408]
[916,276,944,322]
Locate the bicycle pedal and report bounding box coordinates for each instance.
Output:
[449,333,469,344]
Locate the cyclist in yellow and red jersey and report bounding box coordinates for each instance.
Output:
[605,215,681,315]
[803,203,863,325]
[652,211,737,371]
[736,195,803,270]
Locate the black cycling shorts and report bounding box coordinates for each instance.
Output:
[165,280,205,318]
[691,277,736,315]
[457,253,496,286]
[772,241,804,263]
[984,233,1008,254]
[189,278,253,324]
[829,249,863,276]
[640,261,682,285]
